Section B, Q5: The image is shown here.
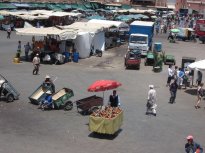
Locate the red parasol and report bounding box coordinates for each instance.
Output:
[88,80,122,92]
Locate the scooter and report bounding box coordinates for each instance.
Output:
[39,101,54,110]
[90,49,103,57]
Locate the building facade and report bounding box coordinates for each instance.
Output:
[130,0,167,7]
[175,0,205,14]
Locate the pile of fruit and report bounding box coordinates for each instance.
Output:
[91,106,122,119]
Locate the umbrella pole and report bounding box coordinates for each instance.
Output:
[103,91,104,104]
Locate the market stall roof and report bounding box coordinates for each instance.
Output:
[46,4,62,11]
[15,27,78,40]
[61,21,104,33]
[12,3,32,8]
[87,15,105,20]
[188,60,205,71]
[28,10,53,15]
[130,21,154,27]
[0,3,17,9]
[29,3,47,9]
[0,10,11,16]
[128,8,155,14]
[49,11,81,17]
[15,14,49,20]
[88,19,129,28]
[0,10,82,19]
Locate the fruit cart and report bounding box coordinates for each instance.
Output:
[89,107,123,135]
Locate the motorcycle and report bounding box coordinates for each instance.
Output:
[90,49,103,57]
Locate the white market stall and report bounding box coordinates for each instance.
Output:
[16,27,77,40]
[16,27,78,64]
[88,19,129,30]
[61,22,105,59]
[188,60,205,71]
[88,19,129,49]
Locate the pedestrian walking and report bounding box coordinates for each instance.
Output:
[24,42,31,61]
[173,66,178,80]
[146,85,157,116]
[17,41,21,51]
[166,65,174,87]
[195,83,204,109]
[7,28,11,39]
[32,54,40,75]
[177,68,184,89]
[169,79,178,103]
[185,135,203,153]
[184,68,190,89]
[196,70,202,86]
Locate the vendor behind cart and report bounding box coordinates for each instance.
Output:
[109,90,120,107]
[42,75,55,94]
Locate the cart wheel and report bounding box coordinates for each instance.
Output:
[64,101,73,111]
[137,65,140,70]
[6,93,14,102]
[97,52,102,57]
[89,106,100,114]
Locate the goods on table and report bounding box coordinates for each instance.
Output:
[91,106,122,119]
[89,106,123,134]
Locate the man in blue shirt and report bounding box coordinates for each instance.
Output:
[39,90,53,110]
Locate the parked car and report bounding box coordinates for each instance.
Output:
[124,48,141,70]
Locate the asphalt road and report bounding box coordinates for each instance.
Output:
[0,30,205,153]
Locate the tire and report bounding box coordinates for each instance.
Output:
[64,101,73,111]
[6,93,14,102]
[137,65,140,70]
[89,106,99,114]
[97,52,102,57]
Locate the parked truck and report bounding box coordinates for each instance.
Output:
[129,21,154,56]
[195,19,205,43]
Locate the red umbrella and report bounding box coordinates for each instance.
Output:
[88,80,122,92]
[88,80,122,102]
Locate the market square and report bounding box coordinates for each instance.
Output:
[0,2,205,153]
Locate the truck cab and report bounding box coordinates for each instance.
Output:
[129,21,154,56]
[129,34,148,56]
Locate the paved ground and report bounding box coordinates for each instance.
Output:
[0,30,205,153]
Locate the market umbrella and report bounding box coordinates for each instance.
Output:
[87,80,122,101]
[171,28,180,33]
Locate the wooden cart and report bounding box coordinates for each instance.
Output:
[75,95,103,115]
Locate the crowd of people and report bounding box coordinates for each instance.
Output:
[166,65,204,107]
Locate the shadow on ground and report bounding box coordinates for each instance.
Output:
[88,129,122,140]
[184,88,197,96]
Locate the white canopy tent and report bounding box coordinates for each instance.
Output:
[0,10,82,20]
[88,19,129,29]
[15,27,77,40]
[188,60,205,71]
[61,22,105,33]
[61,22,105,58]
